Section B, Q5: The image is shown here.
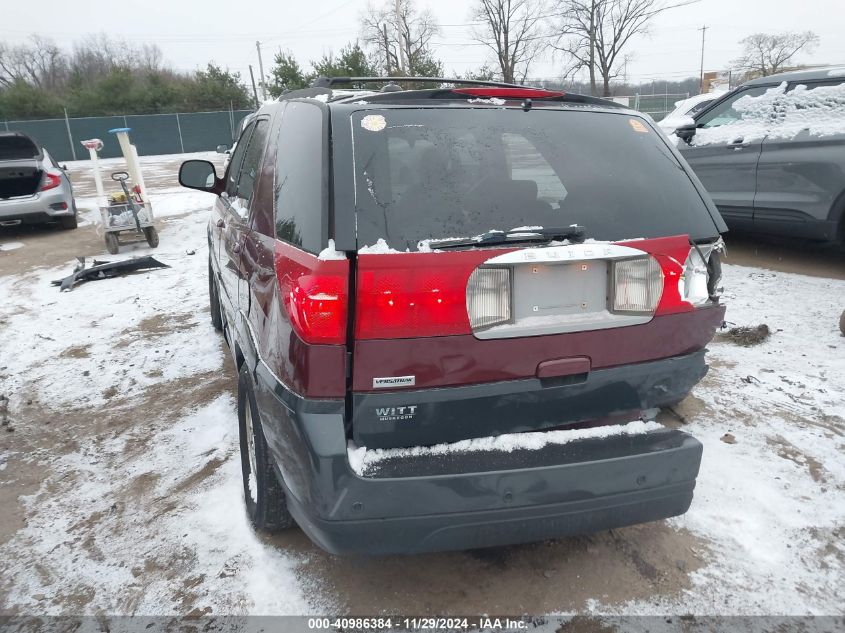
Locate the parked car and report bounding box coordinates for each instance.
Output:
[0,132,77,230]
[657,90,727,132]
[670,66,845,243]
[179,78,727,555]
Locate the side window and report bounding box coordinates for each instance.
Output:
[225,122,255,196]
[234,118,269,204]
[275,102,324,254]
[697,86,771,128]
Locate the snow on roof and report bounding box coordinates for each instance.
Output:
[692,81,845,146]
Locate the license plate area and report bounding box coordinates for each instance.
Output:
[474,259,651,339]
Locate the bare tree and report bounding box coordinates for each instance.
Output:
[553,0,695,96]
[361,0,440,75]
[0,36,66,90]
[470,0,548,83]
[732,31,819,78]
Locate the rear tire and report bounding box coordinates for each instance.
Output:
[238,365,295,532]
[208,259,223,332]
[59,211,78,230]
[143,226,159,248]
[105,232,119,254]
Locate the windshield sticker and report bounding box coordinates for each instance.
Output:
[361,114,387,132]
[629,118,649,133]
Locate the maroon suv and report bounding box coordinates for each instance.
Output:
[179,78,727,555]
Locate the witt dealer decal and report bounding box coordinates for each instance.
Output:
[375,405,418,423]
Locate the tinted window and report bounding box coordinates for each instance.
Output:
[351,108,719,250]
[697,86,770,128]
[235,118,269,203]
[225,122,254,196]
[0,135,39,160]
[275,102,324,253]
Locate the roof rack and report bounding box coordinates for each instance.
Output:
[311,76,533,90]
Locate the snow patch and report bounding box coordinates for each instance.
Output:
[317,239,346,261]
[692,81,845,146]
[468,97,506,106]
[347,420,663,476]
[357,238,406,254]
[0,241,24,251]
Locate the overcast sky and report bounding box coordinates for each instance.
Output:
[3,0,844,88]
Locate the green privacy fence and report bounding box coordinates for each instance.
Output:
[1,109,254,162]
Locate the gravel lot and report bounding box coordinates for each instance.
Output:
[0,154,842,618]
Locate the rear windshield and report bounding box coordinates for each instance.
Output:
[350,108,719,250]
[0,135,40,160]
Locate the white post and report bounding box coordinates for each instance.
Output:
[80,139,105,206]
[111,129,144,198]
[130,144,147,201]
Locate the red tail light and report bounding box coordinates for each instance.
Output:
[617,235,695,316]
[356,252,502,339]
[274,241,348,345]
[452,87,565,99]
[39,170,62,192]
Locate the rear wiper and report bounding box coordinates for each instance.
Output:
[429,225,586,250]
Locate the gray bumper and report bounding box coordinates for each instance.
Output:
[251,356,704,556]
[0,189,74,222]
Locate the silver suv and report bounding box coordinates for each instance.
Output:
[672,66,845,244]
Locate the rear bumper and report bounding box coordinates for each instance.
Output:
[0,190,74,223]
[289,431,701,555]
[251,353,705,556]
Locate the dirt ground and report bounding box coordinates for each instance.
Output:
[0,155,842,617]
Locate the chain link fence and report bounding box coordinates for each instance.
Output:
[2,109,254,163]
[605,93,691,121]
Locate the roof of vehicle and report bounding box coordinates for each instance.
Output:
[271,77,632,116]
[743,65,845,86]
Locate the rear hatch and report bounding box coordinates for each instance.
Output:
[344,104,724,449]
[0,134,43,200]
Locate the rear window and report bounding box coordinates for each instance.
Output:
[0,135,40,160]
[350,108,719,250]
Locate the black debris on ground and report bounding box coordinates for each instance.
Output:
[52,256,170,291]
[719,324,771,347]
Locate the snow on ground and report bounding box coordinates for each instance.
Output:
[599,263,845,615]
[2,396,313,615]
[0,211,220,411]
[0,241,23,252]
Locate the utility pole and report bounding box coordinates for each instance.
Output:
[698,25,708,94]
[256,40,267,101]
[383,23,392,74]
[394,0,407,74]
[248,65,260,109]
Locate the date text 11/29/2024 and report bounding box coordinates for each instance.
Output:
[307,617,529,631]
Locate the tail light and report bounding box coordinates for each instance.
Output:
[452,87,566,99]
[355,254,486,339]
[275,242,348,345]
[39,170,62,192]
[611,257,663,313]
[679,247,711,306]
[615,235,723,316]
[466,268,511,329]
